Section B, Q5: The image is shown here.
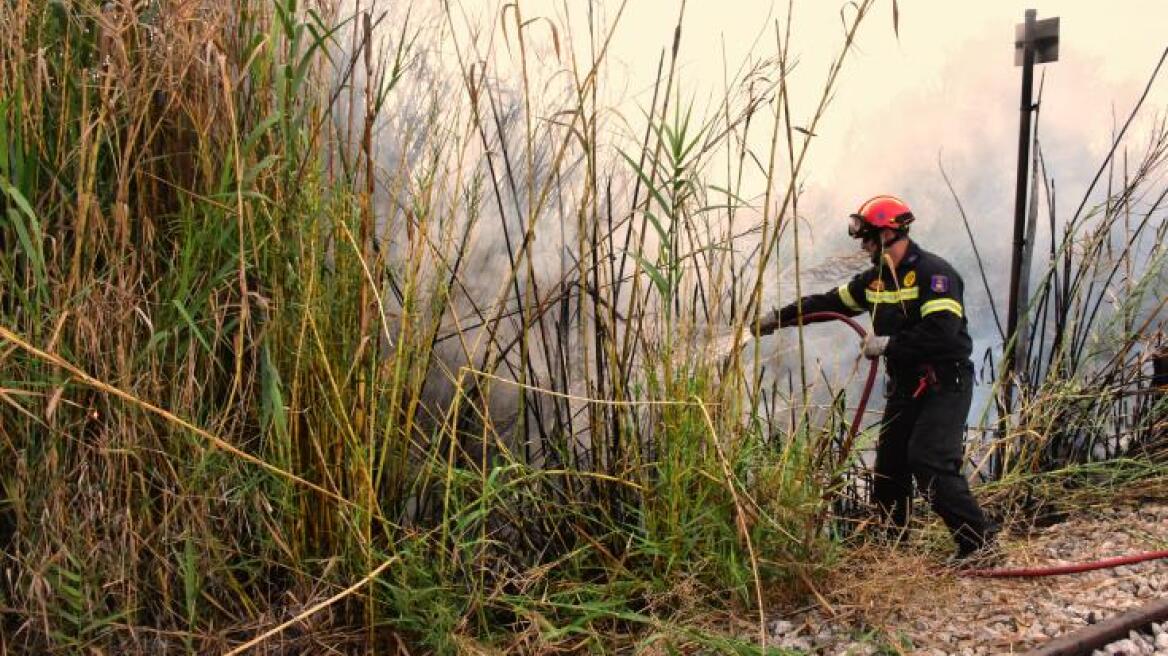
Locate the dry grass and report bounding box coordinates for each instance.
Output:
[0,1,1163,653]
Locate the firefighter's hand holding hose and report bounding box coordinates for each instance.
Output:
[861,333,889,359]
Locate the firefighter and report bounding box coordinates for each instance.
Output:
[754,195,998,565]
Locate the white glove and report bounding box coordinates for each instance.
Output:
[861,334,889,359]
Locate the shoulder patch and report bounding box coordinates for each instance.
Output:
[903,271,916,287]
[930,274,950,293]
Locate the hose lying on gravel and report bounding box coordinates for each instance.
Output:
[759,313,1168,581]
[964,550,1168,579]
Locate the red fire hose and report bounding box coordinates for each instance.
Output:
[793,312,1168,579]
[965,550,1168,578]
[795,312,879,457]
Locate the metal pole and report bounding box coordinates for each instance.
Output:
[1004,8,1037,414]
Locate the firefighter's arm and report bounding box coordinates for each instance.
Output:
[757,287,848,335]
[755,272,871,336]
[884,272,965,361]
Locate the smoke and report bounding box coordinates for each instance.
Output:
[335,0,1167,462]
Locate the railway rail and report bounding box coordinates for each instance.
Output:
[1025,597,1168,655]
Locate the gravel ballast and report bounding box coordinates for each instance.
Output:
[764,503,1168,654]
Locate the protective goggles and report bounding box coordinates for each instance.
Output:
[848,214,877,239]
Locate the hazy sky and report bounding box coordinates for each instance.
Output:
[599,1,1167,221]
[436,0,1166,242]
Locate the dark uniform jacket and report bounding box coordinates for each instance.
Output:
[776,240,973,378]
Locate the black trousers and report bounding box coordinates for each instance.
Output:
[873,361,993,554]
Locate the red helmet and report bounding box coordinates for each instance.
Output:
[848,195,915,237]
